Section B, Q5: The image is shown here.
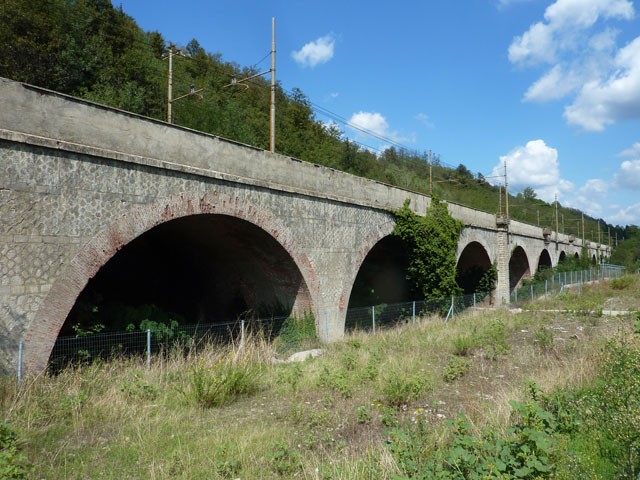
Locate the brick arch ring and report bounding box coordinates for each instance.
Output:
[23,191,320,373]
[456,229,495,264]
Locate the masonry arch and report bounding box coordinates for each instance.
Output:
[24,192,318,373]
[538,249,552,271]
[509,246,531,290]
[456,241,492,294]
[559,251,567,263]
[574,252,580,260]
[347,232,412,309]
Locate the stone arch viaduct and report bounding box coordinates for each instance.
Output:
[0,79,610,373]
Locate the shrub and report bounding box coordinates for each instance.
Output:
[212,441,242,478]
[475,319,510,360]
[361,348,381,381]
[443,356,471,382]
[388,387,557,479]
[318,365,354,398]
[533,326,554,351]
[274,312,318,354]
[356,405,372,424]
[610,275,634,290]
[542,339,640,478]
[382,370,432,407]
[393,197,463,302]
[452,334,475,356]
[586,340,640,477]
[120,372,158,401]
[277,362,304,393]
[189,356,261,408]
[270,440,301,476]
[0,422,32,479]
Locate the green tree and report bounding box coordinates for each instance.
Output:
[522,186,537,201]
[0,0,622,245]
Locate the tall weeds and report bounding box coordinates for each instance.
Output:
[0,278,637,479]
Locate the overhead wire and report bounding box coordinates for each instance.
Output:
[129,34,464,171]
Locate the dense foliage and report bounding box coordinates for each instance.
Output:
[0,0,627,246]
[393,197,463,301]
[610,225,640,270]
[0,422,32,479]
[389,336,640,479]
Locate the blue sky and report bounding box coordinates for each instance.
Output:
[117,0,640,226]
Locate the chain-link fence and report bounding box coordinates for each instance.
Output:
[510,264,625,307]
[47,316,290,373]
[344,291,493,333]
[16,264,627,380]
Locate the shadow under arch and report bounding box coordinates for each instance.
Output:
[509,246,531,290]
[456,241,492,294]
[347,234,413,309]
[538,249,552,271]
[343,227,414,332]
[24,192,318,373]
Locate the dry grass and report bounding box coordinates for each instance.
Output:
[1,277,638,478]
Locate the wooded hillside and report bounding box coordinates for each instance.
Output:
[1,0,630,252]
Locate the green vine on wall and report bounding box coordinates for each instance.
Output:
[393,197,463,302]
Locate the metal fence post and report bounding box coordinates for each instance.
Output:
[146,329,151,369]
[530,284,534,301]
[241,319,246,350]
[445,296,455,322]
[412,301,416,324]
[17,339,23,386]
[473,293,476,309]
[325,312,329,343]
[545,280,548,296]
[372,306,376,334]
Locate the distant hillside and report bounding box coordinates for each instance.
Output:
[0,0,626,249]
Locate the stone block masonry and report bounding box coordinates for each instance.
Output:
[0,78,609,373]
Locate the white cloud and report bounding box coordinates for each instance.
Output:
[524,65,581,101]
[564,37,640,130]
[509,0,634,65]
[509,0,640,130]
[619,141,640,157]
[565,178,609,216]
[509,21,556,65]
[346,111,415,150]
[498,0,535,8]
[509,0,634,66]
[491,140,638,224]
[582,178,608,195]
[291,34,336,68]
[614,159,640,188]
[490,139,575,202]
[415,113,435,128]
[348,111,390,138]
[606,202,640,224]
[545,0,633,28]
